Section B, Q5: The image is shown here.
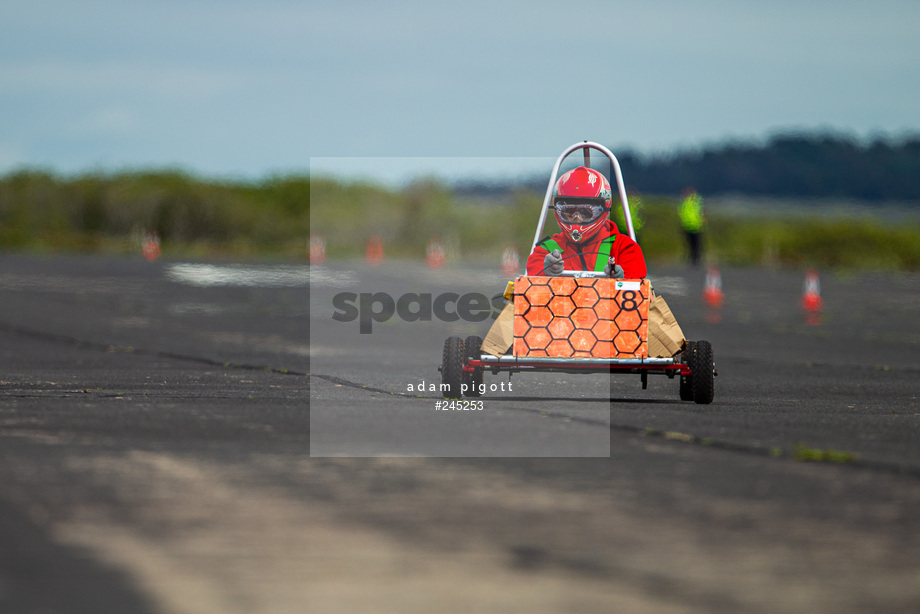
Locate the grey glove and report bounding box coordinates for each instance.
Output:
[543,249,564,276]
[604,257,624,278]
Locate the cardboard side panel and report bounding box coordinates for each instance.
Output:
[647,294,686,358]
[481,302,515,356]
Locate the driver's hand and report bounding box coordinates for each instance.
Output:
[605,257,624,279]
[543,249,564,276]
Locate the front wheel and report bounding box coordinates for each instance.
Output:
[441,336,464,399]
[463,335,484,397]
[689,340,714,404]
[679,341,695,401]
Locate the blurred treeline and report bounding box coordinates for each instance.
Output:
[617,132,920,200]
[2,168,920,270]
[0,169,310,257]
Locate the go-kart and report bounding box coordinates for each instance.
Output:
[439,141,715,404]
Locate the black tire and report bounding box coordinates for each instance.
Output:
[689,340,715,404]
[679,342,695,401]
[463,335,484,397]
[441,336,465,399]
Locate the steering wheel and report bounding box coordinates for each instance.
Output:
[536,249,619,278]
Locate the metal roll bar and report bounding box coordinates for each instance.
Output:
[530,141,635,259]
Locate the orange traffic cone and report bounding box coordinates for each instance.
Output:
[702,265,723,323]
[309,234,326,265]
[426,237,445,269]
[501,245,520,277]
[365,235,384,266]
[802,268,823,325]
[702,266,724,308]
[142,231,161,262]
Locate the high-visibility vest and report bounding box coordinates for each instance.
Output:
[679,193,704,232]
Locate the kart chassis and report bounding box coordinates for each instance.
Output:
[440,141,715,403]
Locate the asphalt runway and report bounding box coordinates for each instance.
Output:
[1,253,919,613]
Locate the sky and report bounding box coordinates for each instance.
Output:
[1,0,918,184]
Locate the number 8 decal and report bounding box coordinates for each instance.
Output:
[621,290,638,311]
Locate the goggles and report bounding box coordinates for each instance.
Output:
[552,197,609,225]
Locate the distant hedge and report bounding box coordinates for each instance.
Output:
[2,169,919,271]
[0,169,310,256]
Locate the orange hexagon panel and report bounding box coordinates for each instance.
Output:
[524,305,553,326]
[570,307,599,329]
[546,338,573,356]
[548,277,577,296]
[523,326,552,350]
[572,285,599,307]
[513,276,650,358]
[614,331,642,354]
[613,308,643,332]
[548,317,575,340]
[569,329,597,352]
[548,295,576,318]
[525,280,552,307]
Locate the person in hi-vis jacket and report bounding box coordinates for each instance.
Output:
[679,187,705,266]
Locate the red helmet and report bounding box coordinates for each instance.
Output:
[552,166,612,243]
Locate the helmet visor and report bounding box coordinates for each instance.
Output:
[553,197,608,225]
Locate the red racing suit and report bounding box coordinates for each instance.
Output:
[526,220,647,278]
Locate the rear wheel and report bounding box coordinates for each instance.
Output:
[441,336,464,398]
[689,340,714,404]
[679,342,695,401]
[463,335,484,397]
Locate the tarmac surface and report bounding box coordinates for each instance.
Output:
[1,253,919,613]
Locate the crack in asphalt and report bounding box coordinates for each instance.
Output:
[310,371,920,478]
[0,321,307,377]
[4,320,918,479]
